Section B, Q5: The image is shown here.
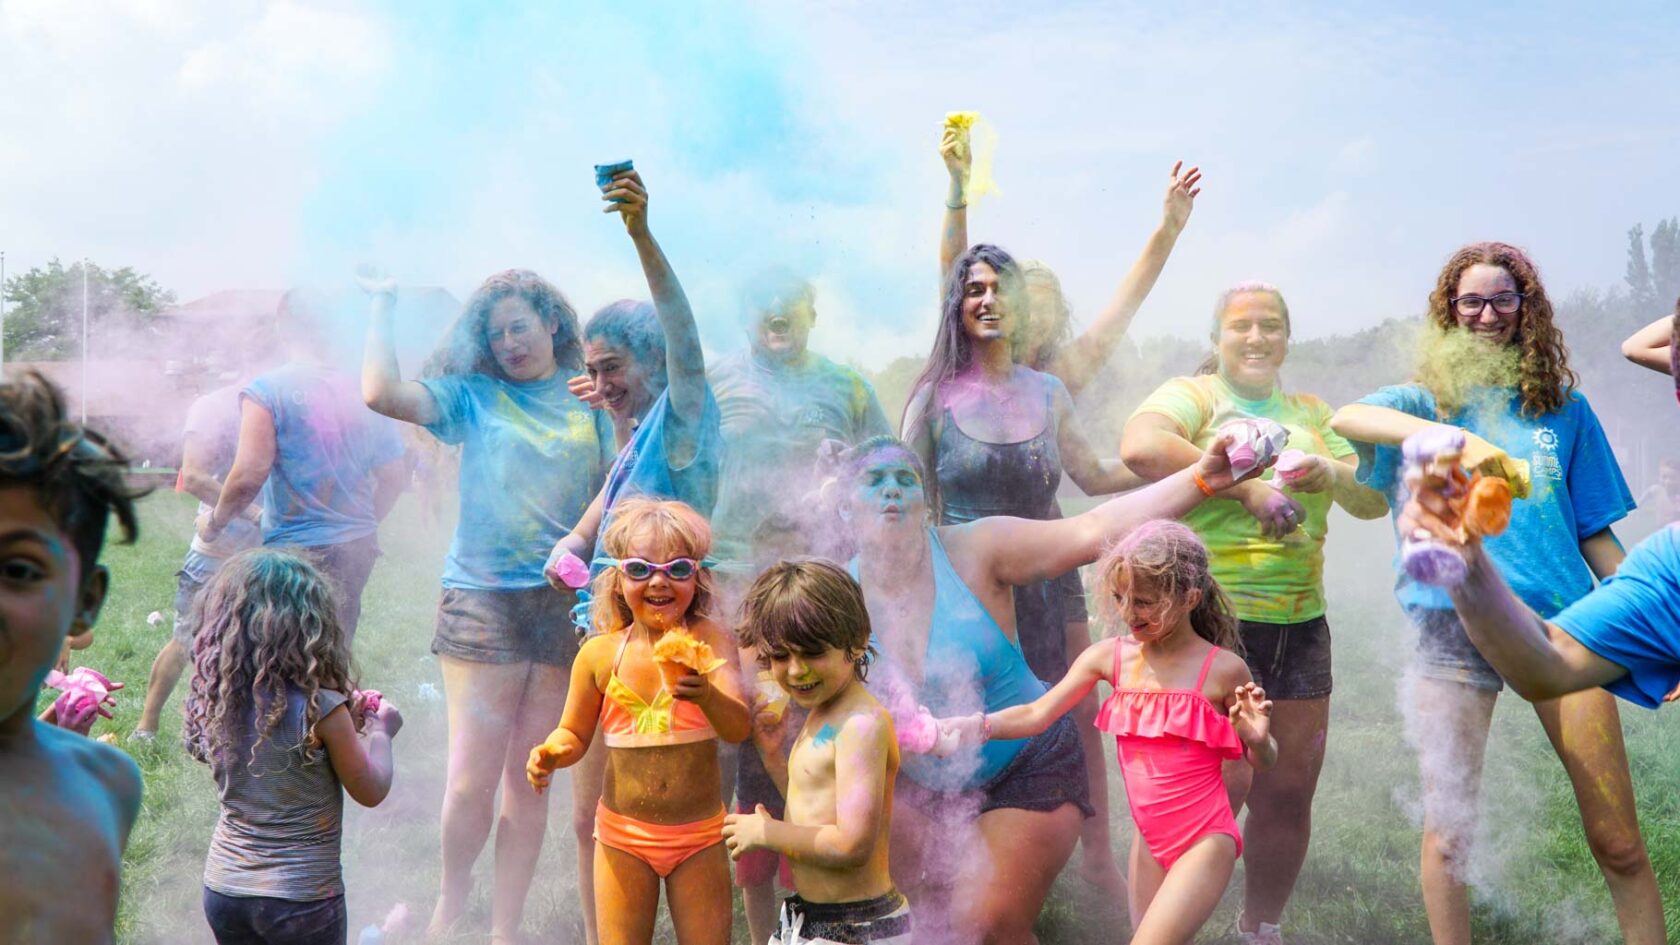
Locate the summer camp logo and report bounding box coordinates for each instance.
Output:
[1531,426,1563,481]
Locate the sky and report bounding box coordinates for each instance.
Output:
[2,0,1678,368]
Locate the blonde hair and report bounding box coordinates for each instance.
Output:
[1097,520,1242,654]
[183,548,357,771]
[590,497,716,637]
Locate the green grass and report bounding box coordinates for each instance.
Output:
[50,494,1680,943]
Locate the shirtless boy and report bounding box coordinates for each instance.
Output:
[0,372,144,945]
[723,558,907,945]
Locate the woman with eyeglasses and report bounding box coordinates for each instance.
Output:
[1120,281,1388,945]
[1332,242,1665,945]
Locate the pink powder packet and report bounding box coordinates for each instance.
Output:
[1276,449,1312,484]
[545,550,591,589]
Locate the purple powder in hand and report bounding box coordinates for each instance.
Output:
[1402,538,1467,587]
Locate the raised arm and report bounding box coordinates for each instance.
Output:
[202,399,275,541]
[938,123,971,283]
[1053,381,1146,495]
[1620,314,1675,375]
[1050,162,1201,396]
[1121,411,1303,538]
[604,170,707,428]
[358,269,442,425]
[983,639,1111,739]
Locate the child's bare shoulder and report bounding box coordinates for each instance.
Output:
[834,692,894,745]
[1207,648,1254,699]
[43,722,142,828]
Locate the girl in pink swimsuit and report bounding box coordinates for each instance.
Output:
[940,520,1278,945]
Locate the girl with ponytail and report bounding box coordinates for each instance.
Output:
[937,521,1278,945]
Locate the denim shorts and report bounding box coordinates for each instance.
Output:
[1238,616,1333,700]
[203,888,346,945]
[898,715,1095,819]
[432,586,581,667]
[172,549,223,646]
[1410,607,1504,692]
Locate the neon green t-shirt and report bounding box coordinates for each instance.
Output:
[1129,373,1356,623]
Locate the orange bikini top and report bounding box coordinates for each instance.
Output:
[599,631,717,749]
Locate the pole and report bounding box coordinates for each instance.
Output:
[81,258,89,423]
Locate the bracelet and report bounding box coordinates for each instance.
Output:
[1193,470,1216,497]
[979,712,992,740]
[945,200,967,210]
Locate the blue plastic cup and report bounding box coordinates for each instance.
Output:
[595,160,634,201]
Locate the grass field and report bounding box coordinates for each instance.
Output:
[45,489,1680,944]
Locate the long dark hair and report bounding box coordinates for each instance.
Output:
[424,269,583,379]
[901,243,1027,431]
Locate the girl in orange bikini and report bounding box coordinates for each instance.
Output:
[527,498,751,945]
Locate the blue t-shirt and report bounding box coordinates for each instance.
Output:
[591,384,724,569]
[419,372,614,590]
[244,364,406,548]
[1553,524,1680,708]
[1352,384,1633,617]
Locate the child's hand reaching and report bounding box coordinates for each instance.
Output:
[527,737,577,794]
[721,803,775,860]
[1228,682,1273,749]
[933,712,987,755]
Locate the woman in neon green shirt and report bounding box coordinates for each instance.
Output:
[1120,282,1386,945]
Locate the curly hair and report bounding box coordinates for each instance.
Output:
[736,557,875,681]
[589,497,716,637]
[424,269,583,379]
[1425,242,1576,418]
[1097,520,1242,655]
[183,548,357,772]
[0,371,142,571]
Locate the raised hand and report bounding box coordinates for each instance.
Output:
[1228,682,1272,746]
[1163,161,1202,233]
[721,803,774,860]
[568,373,607,410]
[940,125,972,182]
[526,738,577,794]
[601,169,649,236]
[354,263,398,298]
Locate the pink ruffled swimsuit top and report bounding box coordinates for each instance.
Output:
[1096,639,1245,870]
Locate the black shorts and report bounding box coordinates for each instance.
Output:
[780,890,912,944]
[1238,616,1333,700]
[432,586,581,666]
[898,715,1095,819]
[203,888,346,945]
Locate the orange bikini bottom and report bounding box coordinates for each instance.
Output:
[593,801,727,878]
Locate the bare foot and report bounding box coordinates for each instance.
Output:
[426,898,467,942]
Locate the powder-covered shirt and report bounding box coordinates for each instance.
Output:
[185,384,262,559]
[1352,384,1633,618]
[419,372,613,589]
[244,365,406,548]
[591,385,724,570]
[203,686,350,901]
[708,350,890,568]
[1130,373,1356,623]
[1554,524,1680,708]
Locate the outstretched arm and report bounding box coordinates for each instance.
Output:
[604,170,707,429]
[1051,162,1202,396]
[1620,314,1675,375]
[358,269,442,425]
[938,123,971,283]
[527,641,608,792]
[983,639,1111,739]
[1122,411,1303,538]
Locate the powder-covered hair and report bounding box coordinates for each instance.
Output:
[1019,259,1074,370]
[1097,520,1242,655]
[0,371,142,572]
[1425,242,1576,418]
[589,497,715,637]
[736,558,874,681]
[585,299,668,389]
[425,269,583,379]
[182,548,358,771]
[1196,281,1292,376]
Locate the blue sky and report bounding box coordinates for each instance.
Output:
[2,0,1677,366]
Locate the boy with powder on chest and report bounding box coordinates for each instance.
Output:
[723,559,909,945]
[0,374,144,945]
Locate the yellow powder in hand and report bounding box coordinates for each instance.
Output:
[943,110,1000,202]
[651,628,727,675]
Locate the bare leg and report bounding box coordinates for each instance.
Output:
[1239,696,1329,933]
[572,736,608,945]
[1128,834,1238,945]
[1411,676,1496,945]
[490,662,570,944]
[135,638,189,735]
[743,880,779,945]
[593,843,660,945]
[1533,689,1666,945]
[430,657,530,938]
[959,803,1082,945]
[1066,617,1126,900]
[1128,829,1165,930]
[664,844,734,945]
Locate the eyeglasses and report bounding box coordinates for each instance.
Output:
[1450,292,1523,317]
[611,557,702,581]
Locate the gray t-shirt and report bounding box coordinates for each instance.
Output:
[203,686,349,900]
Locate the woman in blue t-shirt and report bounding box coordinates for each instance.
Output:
[361,266,612,941]
[1332,242,1665,945]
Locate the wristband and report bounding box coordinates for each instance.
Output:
[1193,470,1216,497]
[945,200,968,210]
[980,712,992,740]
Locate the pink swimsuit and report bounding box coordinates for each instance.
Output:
[1096,640,1244,870]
